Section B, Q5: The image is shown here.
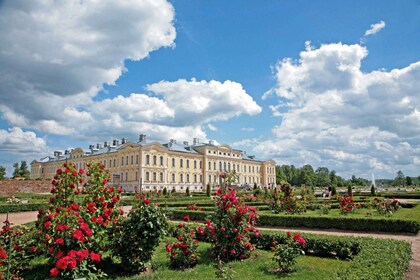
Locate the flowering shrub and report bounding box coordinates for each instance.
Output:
[186,204,203,211]
[337,194,354,215]
[272,232,306,273]
[112,196,167,274]
[1,216,39,278]
[36,161,123,279]
[373,198,401,216]
[166,216,199,270]
[205,171,260,262]
[270,183,305,214]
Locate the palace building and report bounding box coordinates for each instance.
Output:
[30,135,276,192]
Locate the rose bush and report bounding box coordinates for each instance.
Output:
[36,161,123,279]
[166,216,199,270]
[204,171,260,262]
[270,183,305,214]
[272,232,306,273]
[337,194,354,215]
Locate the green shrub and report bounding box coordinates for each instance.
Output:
[257,213,419,233]
[112,197,167,274]
[206,183,211,196]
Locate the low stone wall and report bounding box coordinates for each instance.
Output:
[0,180,51,197]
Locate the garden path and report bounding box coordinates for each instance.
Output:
[1,207,418,280]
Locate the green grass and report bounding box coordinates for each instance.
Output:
[20,238,349,280]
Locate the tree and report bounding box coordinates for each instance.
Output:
[206,183,211,196]
[370,184,375,196]
[186,186,190,196]
[347,185,353,196]
[12,162,20,178]
[12,161,30,179]
[393,171,406,186]
[0,166,6,180]
[298,164,315,186]
[315,167,331,188]
[406,176,412,186]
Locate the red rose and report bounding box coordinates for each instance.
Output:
[72,230,86,242]
[77,249,89,262]
[56,169,62,175]
[287,232,292,238]
[183,215,190,222]
[144,199,151,205]
[103,179,107,185]
[65,168,70,173]
[56,257,68,270]
[166,244,172,252]
[0,249,7,259]
[44,221,52,229]
[79,168,84,174]
[50,267,60,277]
[68,259,77,270]
[72,170,78,176]
[90,252,101,262]
[55,238,64,245]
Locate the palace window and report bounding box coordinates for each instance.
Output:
[146,155,150,165]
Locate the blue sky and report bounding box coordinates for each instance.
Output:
[0,0,419,179]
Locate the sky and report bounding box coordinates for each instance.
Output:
[0,0,419,179]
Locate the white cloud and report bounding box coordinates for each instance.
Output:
[146,79,262,125]
[0,0,176,132]
[0,127,51,155]
[208,124,218,131]
[257,42,420,178]
[364,20,386,36]
[241,127,255,132]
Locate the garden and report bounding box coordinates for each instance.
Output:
[0,162,417,279]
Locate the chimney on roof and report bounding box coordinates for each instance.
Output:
[104,141,108,148]
[96,143,102,149]
[139,134,146,142]
[54,151,62,157]
[89,145,94,150]
[193,138,199,145]
[64,150,69,155]
[183,141,189,146]
[170,139,176,144]
[209,140,214,145]
[121,138,127,144]
[112,139,118,146]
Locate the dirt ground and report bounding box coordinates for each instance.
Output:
[1,208,418,280]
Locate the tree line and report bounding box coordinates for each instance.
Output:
[0,161,30,180]
[276,164,419,188]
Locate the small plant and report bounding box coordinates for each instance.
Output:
[206,183,211,196]
[112,196,167,274]
[270,183,305,214]
[163,187,168,196]
[186,186,190,196]
[214,256,235,279]
[320,201,331,215]
[331,185,337,196]
[166,217,199,270]
[272,232,306,273]
[347,185,353,196]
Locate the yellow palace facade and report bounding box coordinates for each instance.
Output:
[31,135,276,192]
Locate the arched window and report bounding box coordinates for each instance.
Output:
[160,156,164,166]
[153,172,156,181]
[172,173,175,182]
[146,155,150,165]
[160,172,163,182]
[180,159,183,168]
[172,158,175,167]
[208,161,211,170]
[187,159,190,168]
[146,172,150,181]
[194,174,197,183]
[194,160,197,169]
[187,174,190,182]
[153,155,157,165]
[180,174,184,182]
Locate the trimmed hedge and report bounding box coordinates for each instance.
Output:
[0,202,48,213]
[257,213,420,233]
[170,209,420,233]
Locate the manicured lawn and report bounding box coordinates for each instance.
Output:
[21,237,350,280]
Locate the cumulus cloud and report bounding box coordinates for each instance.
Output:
[146,79,262,125]
[0,127,51,155]
[0,0,176,133]
[258,42,420,178]
[365,20,386,36]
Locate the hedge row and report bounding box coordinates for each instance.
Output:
[257,213,420,233]
[0,202,48,213]
[170,209,420,233]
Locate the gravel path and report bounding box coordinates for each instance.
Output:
[1,209,418,279]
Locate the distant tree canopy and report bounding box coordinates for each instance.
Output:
[12,161,30,179]
[0,165,6,180]
[276,165,418,188]
[276,164,350,188]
